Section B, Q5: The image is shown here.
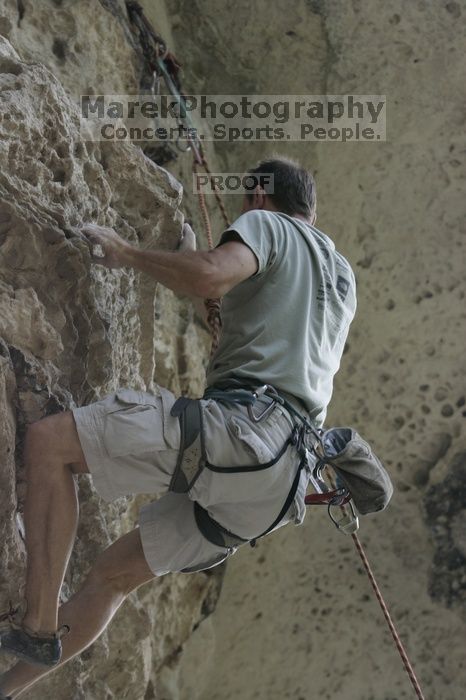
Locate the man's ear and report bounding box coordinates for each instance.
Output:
[251,185,267,209]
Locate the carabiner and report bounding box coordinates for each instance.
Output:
[247,397,277,423]
[328,499,360,535]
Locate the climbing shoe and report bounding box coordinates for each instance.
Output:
[0,601,70,667]
[0,691,12,700]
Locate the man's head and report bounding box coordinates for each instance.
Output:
[241,156,317,224]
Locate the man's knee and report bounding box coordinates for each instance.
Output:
[24,419,57,458]
[86,558,153,597]
[86,560,124,595]
[86,530,156,595]
[25,411,89,472]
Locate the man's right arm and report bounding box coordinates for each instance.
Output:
[81,222,257,298]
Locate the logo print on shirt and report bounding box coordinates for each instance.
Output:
[317,268,333,310]
[336,275,350,302]
[316,239,330,260]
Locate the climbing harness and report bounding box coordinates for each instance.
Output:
[169,379,392,547]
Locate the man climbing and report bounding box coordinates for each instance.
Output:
[0,157,356,699]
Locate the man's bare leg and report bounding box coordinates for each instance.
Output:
[20,411,91,634]
[0,528,155,698]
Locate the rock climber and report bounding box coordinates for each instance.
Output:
[0,156,356,698]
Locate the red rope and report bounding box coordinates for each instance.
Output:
[197,146,231,229]
[192,159,223,355]
[193,160,214,248]
[350,532,426,700]
[324,471,426,699]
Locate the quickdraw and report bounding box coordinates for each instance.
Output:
[126,0,229,354]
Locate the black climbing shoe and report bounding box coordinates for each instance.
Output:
[0,691,12,700]
[0,602,70,667]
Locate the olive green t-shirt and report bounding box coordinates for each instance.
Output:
[205,210,357,427]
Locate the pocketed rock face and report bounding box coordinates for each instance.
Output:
[0,0,140,98]
[0,17,220,700]
[1,1,466,700]
[424,451,466,608]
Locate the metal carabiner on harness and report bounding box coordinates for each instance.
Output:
[246,384,282,423]
[305,449,360,534]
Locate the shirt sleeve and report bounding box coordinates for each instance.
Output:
[217,210,280,277]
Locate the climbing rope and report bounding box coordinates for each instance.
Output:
[194,145,231,229]
[327,472,426,700]
[351,532,426,700]
[192,156,225,354]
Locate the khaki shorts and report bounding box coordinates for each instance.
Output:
[71,385,306,576]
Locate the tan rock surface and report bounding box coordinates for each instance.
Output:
[0,3,222,697]
[1,0,465,699]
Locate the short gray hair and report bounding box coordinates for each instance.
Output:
[246,156,316,221]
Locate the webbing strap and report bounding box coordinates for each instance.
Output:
[249,457,305,546]
[169,397,205,493]
[203,388,256,405]
[305,489,352,506]
[194,502,250,549]
[206,434,295,473]
[194,457,305,549]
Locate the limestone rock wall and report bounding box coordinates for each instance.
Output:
[0,1,223,698]
[1,1,465,699]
